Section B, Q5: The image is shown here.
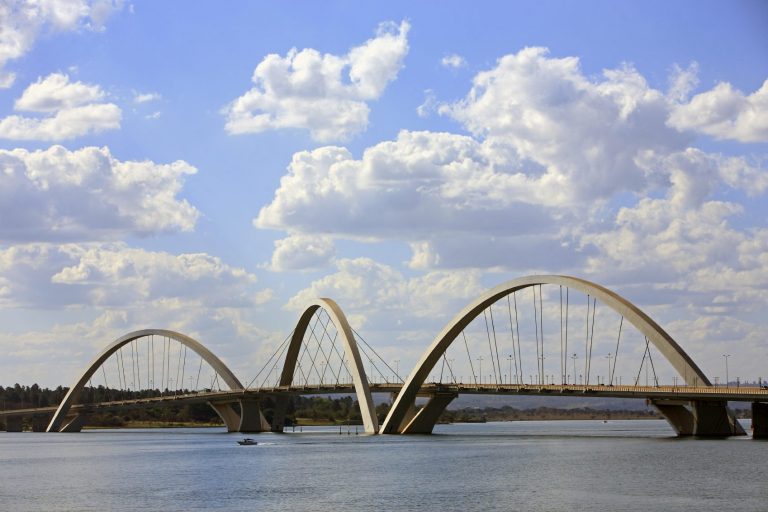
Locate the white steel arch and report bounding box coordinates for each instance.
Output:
[278,298,378,433]
[382,275,712,434]
[47,329,242,432]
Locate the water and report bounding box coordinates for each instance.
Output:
[1,420,766,511]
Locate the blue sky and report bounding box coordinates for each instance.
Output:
[1,0,766,387]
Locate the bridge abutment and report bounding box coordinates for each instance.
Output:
[384,393,457,434]
[59,414,87,432]
[752,402,768,439]
[237,399,271,432]
[209,399,270,433]
[270,396,290,432]
[651,399,745,437]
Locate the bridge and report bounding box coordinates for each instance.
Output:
[2,275,767,438]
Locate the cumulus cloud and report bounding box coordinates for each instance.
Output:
[0,243,267,309]
[224,20,409,142]
[0,73,121,140]
[442,47,691,202]
[667,62,699,103]
[257,47,768,277]
[265,234,335,271]
[0,293,281,387]
[0,145,199,242]
[0,1,124,88]
[285,257,484,323]
[441,53,466,69]
[668,79,768,143]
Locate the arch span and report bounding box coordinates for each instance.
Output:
[47,329,243,432]
[381,275,713,434]
[272,298,378,434]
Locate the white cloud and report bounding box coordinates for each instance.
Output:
[285,257,484,323]
[0,145,198,242]
[441,53,466,69]
[442,47,690,203]
[667,62,699,103]
[0,1,124,88]
[257,47,768,277]
[0,297,281,387]
[224,20,409,142]
[14,73,105,111]
[0,243,265,309]
[133,91,161,104]
[0,73,121,140]
[416,89,437,118]
[265,234,335,271]
[668,79,768,143]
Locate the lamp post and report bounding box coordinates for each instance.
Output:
[606,353,613,385]
[723,354,730,388]
[571,353,578,385]
[508,355,513,385]
[477,357,484,385]
[394,360,400,382]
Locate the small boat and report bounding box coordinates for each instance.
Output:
[237,438,257,445]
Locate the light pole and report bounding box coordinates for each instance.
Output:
[508,355,513,385]
[394,360,400,382]
[571,353,578,384]
[477,357,484,385]
[723,354,730,388]
[606,353,613,385]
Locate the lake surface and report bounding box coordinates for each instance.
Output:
[1,420,766,511]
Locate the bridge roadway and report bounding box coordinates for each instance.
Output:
[3,383,767,422]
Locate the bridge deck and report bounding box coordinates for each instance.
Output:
[2,384,767,419]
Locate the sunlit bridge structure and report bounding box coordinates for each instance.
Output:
[2,275,767,438]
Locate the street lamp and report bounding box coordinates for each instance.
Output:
[723,354,730,388]
[477,357,484,385]
[571,353,578,385]
[606,353,613,385]
[508,355,514,385]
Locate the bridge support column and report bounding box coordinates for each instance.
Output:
[651,400,745,437]
[386,393,457,434]
[237,399,271,433]
[270,396,290,432]
[59,414,87,433]
[752,402,768,439]
[4,416,23,432]
[209,400,271,433]
[209,402,241,432]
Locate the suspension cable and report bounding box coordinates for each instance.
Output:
[539,284,545,383]
[513,292,522,385]
[483,309,499,385]
[506,295,521,385]
[584,295,590,384]
[587,297,597,385]
[462,331,477,385]
[195,355,203,390]
[489,305,502,386]
[560,285,564,384]
[564,288,569,383]
[351,327,402,383]
[246,329,293,388]
[645,336,659,386]
[532,287,541,384]
[610,316,623,385]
